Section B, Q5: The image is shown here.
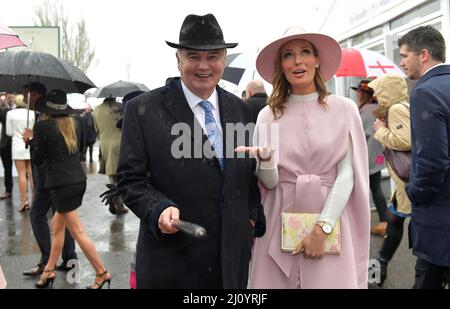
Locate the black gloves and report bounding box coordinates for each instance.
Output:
[99,184,120,214]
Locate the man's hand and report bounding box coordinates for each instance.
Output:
[159,207,180,234]
[99,184,120,207]
[373,119,386,131]
[22,128,33,143]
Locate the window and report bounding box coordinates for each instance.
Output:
[339,40,349,48]
[351,26,383,46]
[432,21,442,30]
[390,0,441,30]
[368,44,385,55]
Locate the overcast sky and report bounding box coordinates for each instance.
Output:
[1,0,376,93]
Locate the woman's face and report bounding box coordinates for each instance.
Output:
[280,39,319,95]
[356,89,363,106]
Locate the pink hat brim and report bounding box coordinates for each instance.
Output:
[256,32,342,84]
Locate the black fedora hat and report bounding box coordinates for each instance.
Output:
[36,89,78,115]
[166,14,238,50]
[351,80,374,95]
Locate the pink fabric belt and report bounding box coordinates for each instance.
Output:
[279,170,337,187]
[268,170,337,277]
[278,170,337,211]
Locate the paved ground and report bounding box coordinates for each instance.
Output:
[0,151,415,289]
[0,159,137,289]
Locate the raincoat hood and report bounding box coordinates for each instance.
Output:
[368,74,408,117]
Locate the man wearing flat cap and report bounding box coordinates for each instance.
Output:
[117,14,263,288]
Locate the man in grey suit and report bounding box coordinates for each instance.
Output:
[117,14,262,288]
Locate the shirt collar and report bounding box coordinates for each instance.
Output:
[423,63,446,76]
[181,80,219,111]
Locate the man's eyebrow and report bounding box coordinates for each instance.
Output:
[205,51,222,57]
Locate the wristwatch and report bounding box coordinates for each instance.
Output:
[316,221,333,235]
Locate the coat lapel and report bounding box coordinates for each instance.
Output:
[217,87,237,174]
[162,81,217,162]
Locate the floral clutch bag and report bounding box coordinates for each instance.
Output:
[281,213,341,254]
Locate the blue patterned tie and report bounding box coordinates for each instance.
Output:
[198,100,224,170]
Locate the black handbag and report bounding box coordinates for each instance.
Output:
[383,148,411,183]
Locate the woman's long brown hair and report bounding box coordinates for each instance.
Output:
[268,41,330,119]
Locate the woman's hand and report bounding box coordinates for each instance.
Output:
[292,225,327,260]
[235,146,273,162]
[22,128,33,143]
[373,118,386,131]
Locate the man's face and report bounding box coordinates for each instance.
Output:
[22,89,42,110]
[177,49,226,99]
[6,94,15,107]
[399,44,422,80]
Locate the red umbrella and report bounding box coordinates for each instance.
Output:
[336,48,405,78]
[0,22,26,50]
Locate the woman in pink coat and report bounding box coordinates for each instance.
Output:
[239,28,370,288]
[0,265,6,289]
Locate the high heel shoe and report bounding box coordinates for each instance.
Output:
[18,201,30,212]
[35,269,56,288]
[86,270,111,289]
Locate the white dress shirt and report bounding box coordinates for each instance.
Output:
[181,81,223,134]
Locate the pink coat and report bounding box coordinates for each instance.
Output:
[250,94,370,289]
[0,265,6,289]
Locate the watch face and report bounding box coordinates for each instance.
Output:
[323,224,332,234]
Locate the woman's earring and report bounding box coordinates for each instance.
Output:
[315,64,320,68]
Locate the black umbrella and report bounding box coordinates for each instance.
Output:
[223,53,246,85]
[0,50,96,93]
[222,52,256,86]
[93,80,149,98]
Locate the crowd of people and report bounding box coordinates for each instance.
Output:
[0,14,448,289]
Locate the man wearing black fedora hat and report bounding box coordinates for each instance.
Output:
[117,13,263,289]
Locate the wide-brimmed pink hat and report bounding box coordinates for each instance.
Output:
[256,27,342,84]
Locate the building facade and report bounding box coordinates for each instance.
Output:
[329,0,449,97]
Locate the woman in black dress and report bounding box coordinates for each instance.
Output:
[29,89,111,289]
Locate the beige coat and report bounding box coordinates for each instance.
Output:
[93,101,122,176]
[370,74,411,214]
